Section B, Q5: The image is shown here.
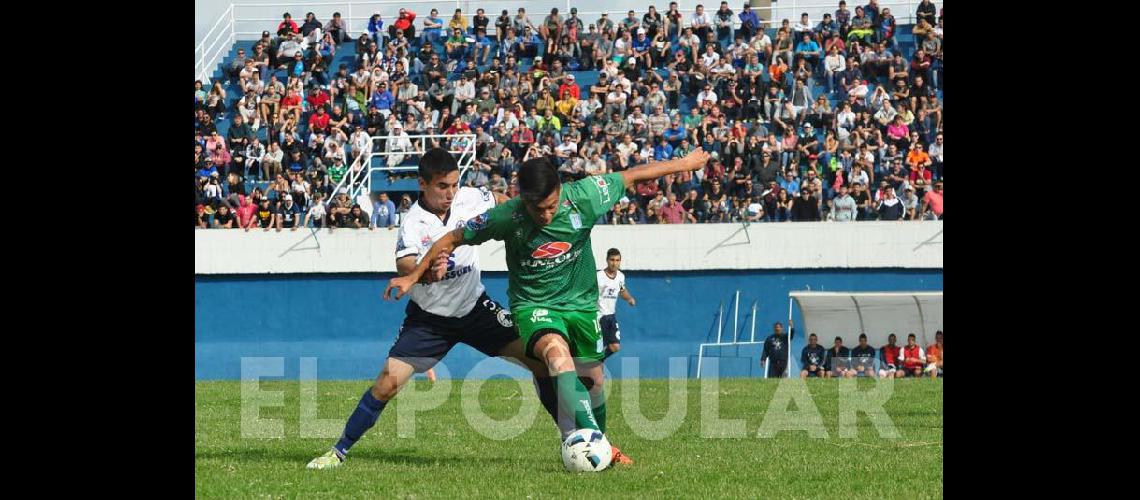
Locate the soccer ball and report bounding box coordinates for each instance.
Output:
[560,429,612,472]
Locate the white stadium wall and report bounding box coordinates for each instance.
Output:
[195,221,943,274]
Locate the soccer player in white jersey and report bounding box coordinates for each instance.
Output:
[308,148,566,469]
[597,248,636,360]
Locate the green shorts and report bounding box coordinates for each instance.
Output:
[513,306,604,363]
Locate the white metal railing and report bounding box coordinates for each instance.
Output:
[200,1,939,42]
[323,133,476,215]
[196,4,236,84]
[197,1,938,81]
[696,290,767,378]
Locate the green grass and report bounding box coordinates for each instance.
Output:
[196,378,942,498]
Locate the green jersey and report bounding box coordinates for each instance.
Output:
[463,173,626,312]
[328,164,347,184]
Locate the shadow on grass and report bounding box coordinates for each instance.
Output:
[196,447,513,466]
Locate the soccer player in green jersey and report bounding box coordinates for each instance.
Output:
[384,148,710,465]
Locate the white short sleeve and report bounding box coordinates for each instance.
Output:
[395,220,422,259]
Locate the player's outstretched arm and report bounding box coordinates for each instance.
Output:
[619,147,710,186]
[384,226,466,300]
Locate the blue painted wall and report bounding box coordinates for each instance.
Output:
[196,270,942,380]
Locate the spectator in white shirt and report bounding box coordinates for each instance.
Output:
[697,84,718,105]
[824,46,847,94]
[690,4,711,41]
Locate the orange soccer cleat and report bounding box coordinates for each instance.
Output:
[609,443,634,466]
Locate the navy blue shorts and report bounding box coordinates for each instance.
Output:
[387,293,517,372]
[598,314,621,345]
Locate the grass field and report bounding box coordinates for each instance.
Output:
[196,378,942,498]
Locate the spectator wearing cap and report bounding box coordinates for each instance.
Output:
[274,194,302,231]
[386,122,414,168]
[196,204,209,228]
[737,3,760,40]
[495,10,513,44]
[369,81,394,119]
[899,186,919,220]
[577,22,601,71]
[275,32,304,68]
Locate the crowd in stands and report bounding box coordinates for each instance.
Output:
[195,0,943,229]
[800,330,942,379]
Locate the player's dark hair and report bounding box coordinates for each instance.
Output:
[908,333,917,339]
[418,148,458,183]
[859,333,867,340]
[518,157,560,204]
[607,248,621,258]
[834,336,843,342]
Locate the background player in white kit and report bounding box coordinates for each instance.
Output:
[308,149,566,470]
[598,248,636,360]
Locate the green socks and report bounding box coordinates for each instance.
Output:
[555,371,600,431]
[590,389,607,433]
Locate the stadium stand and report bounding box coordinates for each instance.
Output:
[194,1,943,229]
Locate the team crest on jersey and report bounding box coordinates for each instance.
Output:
[592,176,611,204]
[531,241,572,259]
[497,309,513,327]
[466,212,489,231]
[479,186,492,201]
[420,235,432,248]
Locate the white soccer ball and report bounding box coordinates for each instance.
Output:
[561,429,612,472]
